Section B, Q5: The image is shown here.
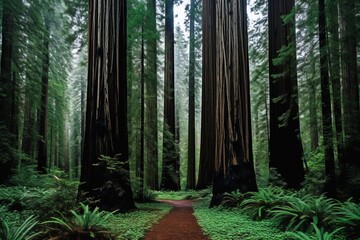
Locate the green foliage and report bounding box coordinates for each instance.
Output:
[44,203,115,240]
[240,188,289,220]
[107,202,171,239]
[271,195,338,232]
[0,170,78,219]
[0,215,40,240]
[155,188,211,201]
[220,191,245,208]
[286,223,343,240]
[194,200,286,240]
[332,200,360,239]
[302,148,326,195]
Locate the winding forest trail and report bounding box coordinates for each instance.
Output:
[143,200,208,240]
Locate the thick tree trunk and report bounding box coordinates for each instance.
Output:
[197,0,216,190]
[211,0,258,206]
[268,0,304,189]
[161,0,179,191]
[78,0,135,212]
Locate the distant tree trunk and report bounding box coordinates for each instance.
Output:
[327,1,344,166]
[197,0,216,190]
[161,0,179,191]
[308,63,319,151]
[78,0,135,212]
[145,0,159,190]
[137,23,145,200]
[268,0,305,189]
[211,0,258,207]
[339,0,360,167]
[37,17,50,174]
[319,0,336,197]
[186,0,196,190]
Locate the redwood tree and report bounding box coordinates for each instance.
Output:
[319,0,336,196]
[186,0,196,190]
[268,0,304,189]
[145,0,159,190]
[37,16,50,174]
[197,0,216,190]
[78,0,135,212]
[211,0,258,206]
[161,0,180,190]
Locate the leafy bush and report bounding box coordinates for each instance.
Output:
[332,200,360,239]
[286,223,343,240]
[240,187,289,220]
[44,203,115,240]
[271,195,338,232]
[0,215,40,240]
[220,190,245,208]
[0,175,78,219]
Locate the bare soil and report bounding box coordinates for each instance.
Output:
[143,200,208,240]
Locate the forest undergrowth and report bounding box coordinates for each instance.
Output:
[0,167,359,240]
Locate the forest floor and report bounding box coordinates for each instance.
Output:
[143,200,208,240]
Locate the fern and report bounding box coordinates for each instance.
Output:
[220,191,245,208]
[286,223,343,240]
[0,215,40,240]
[240,188,289,220]
[44,203,115,239]
[271,195,338,232]
[332,200,360,239]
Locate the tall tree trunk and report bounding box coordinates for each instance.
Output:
[137,23,145,200]
[145,0,159,190]
[0,0,15,182]
[339,0,360,198]
[319,0,336,197]
[308,63,319,151]
[268,0,304,189]
[327,1,344,167]
[37,17,50,174]
[78,0,135,212]
[197,0,216,190]
[339,0,360,167]
[211,0,258,206]
[161,0,179,191]
[187,0,196,190]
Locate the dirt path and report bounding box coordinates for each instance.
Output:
[143,200,208,240]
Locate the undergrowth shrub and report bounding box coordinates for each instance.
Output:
[220,191,245,208]
[271,195,338,232]
[286,223,343,240]
[240,187,289,220]
[332,199,360,239]
[44,203,115,240]
[0,215,40,240]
